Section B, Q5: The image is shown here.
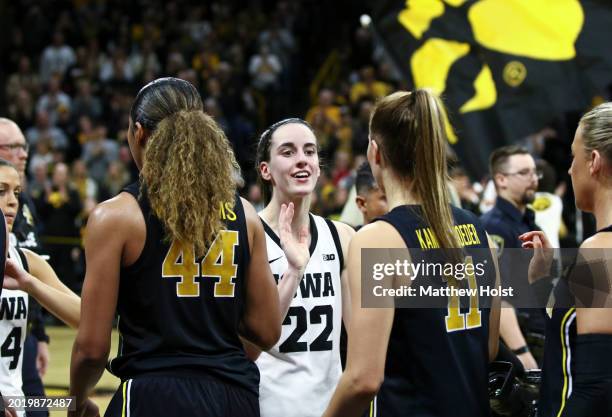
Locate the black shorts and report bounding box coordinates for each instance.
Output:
[104,373,259,417]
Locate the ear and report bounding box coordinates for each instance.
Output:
[355,195,367,213]
[259,161,272,181]
[493,173,507,190]
[134,122,148,146]
[589,150,601,176]
[371,139,382,166]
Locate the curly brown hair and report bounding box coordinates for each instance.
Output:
[132,78,238,257]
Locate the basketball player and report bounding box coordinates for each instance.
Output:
[521,102,612,416]
[0,159,80,417]
[1,199,14,417]
[253,118,354,417]
[68,78,303,417]
[323,90,501,417]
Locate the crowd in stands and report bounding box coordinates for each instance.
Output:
[0,0,595,293]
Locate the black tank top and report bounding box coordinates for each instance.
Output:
[372,205,495,417]
[107,181,259,394]
[540,223,612,417]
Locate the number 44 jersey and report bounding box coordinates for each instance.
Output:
[257,214,344,417]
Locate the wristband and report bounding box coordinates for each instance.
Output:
[512,345,530,355]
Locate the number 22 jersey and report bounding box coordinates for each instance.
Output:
[256,214,344,417]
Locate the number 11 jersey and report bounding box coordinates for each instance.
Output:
[256,214,344,417]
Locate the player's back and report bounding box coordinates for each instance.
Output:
[372,204,494,417]
[108,181,258,394]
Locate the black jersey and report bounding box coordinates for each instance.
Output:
[108,182,259,394]
[372,205,495,417]
[539,224,612,417]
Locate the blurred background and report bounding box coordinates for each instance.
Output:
[0,0,611,409]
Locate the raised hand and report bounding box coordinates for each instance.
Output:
[3,258,32,291]
[519,230,554,283]
[278,202,310,273]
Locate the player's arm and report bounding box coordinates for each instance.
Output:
[487,234,501,362]
[69,198,128,413]
[333,220,355,329]
[275,202,310,319]
[323,223,399,417]
[3,249,81,328]
[240,198,282,352]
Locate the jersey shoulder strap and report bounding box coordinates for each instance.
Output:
[323,218,344,275]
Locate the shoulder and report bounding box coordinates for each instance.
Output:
[87,192,142,238]
[580,233,612,249]
[240,197,261,227]
[352,221,405,249]
[480,206,501,225]
[480,208,510,236]
[331,220,355,247]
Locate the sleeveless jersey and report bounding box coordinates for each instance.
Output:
[372,205,495,417]
[256,214,344,417]
[0,240,29,417]
[539,224,612,416]
[107,182,259,394]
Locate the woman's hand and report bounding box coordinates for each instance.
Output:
[279,202,310,274]
[3,258,32,291]
[519,231,554,283]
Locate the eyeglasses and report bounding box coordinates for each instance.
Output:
[502,169,543,180]
[0,143,29,153]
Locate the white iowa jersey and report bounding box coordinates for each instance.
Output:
[0,241,28,417]
[257,214,344,417]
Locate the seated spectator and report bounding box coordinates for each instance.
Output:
[7,88,36,130]
[305,88,341,137]
[6,55,41,102]
[99,161,130,201]
[36,75,72,127]
[82,124,119,183]
[39,31,76,83]
[71,79,103,121]
[249,44,282,92]
[26,110,68,150]
[349,66,392,104]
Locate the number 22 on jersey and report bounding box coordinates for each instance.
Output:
[162,230,239,297]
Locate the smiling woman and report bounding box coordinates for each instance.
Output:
[253,118,354,417]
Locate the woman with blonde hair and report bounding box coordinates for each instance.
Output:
[324,90,501,417]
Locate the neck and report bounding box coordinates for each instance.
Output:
[260,192,311,234]
[382,170,421,210]
[592,187,612,230]
[499,192,525,213]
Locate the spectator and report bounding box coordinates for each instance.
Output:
[249,44,282,92]
[39,31,76,82]
[82,124,119,183]
[71,79,103,121]
[26,110,69,151]
[36,75,71,127]
[35,162,83,292]
[349,66,392,104]
[7,88,36,130]
[305,89,341,138]
[6,55,41,102]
